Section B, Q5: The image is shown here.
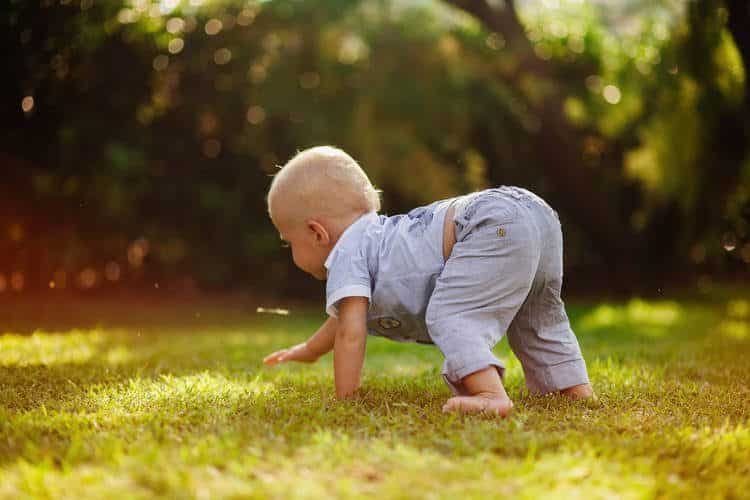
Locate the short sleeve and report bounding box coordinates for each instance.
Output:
[325,247,371,318]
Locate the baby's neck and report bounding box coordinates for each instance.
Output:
[328,210,371,246]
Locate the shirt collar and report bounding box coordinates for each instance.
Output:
[324,211,378,270]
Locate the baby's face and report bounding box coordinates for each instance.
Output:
[274,218,328,281]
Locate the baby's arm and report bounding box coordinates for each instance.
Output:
[263,316,338,365]
[304,316,338,358]
[333,296,369,399]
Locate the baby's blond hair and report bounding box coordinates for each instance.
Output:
[267,146,381,227]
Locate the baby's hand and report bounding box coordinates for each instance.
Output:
[263,342,318,365]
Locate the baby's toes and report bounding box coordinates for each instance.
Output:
[442,396,482,413]
[442,396,513,417]
[485,398,513,417]
[441,396,460,413]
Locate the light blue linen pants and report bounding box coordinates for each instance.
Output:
[425,186,590,395]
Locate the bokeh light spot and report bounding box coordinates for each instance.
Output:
[148,4,161,18]
[722,232,737,252]
[199,111,219,136]
[248,64,267,84]
[213,48,232,65]
[237,8,257,26]
[10,272,25,292]
[727,299,750,319]
[132,0,148,14]
[719,320,749,340]
[136,105,155,125]
[117,8,137,24]
[128,238,150,268]
[205,19,222,36]
[585,75,603,93]
[153,54,169,71]
[0,274,7,293]
[603,85,622,104]
[168,38,184,54]
[8,223,24,242]
[160,0,180,14]
[246,105,266,125]
[338,34,369,64]
[568,37,585,54]
[21,96,34,113]
[77,268,98,290]
[166,17,184,34]
[105,261,122,282]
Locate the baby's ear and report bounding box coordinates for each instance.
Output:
[308,220,330,245]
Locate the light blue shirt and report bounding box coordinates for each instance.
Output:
[324,197,458,343]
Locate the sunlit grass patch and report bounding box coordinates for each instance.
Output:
[0,330,107,367]
[82,371,276,417]
[577,298,682,337]
[0,292,749,498]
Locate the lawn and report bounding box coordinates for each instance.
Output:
[1,290,749,499]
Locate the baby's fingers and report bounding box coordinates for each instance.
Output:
[263,350,289,365]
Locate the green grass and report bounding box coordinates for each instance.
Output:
[1,291,749,499]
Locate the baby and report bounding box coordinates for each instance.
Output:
[263,146,593,416]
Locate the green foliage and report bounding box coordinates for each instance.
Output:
[2,0,748,291]
[1,291,749,497]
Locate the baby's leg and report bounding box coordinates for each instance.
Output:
[506,201,593,399]
[442,366,513,416]
[427,192,537,418]
[506,284,593,399]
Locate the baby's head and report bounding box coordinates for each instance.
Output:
[267,146,380,280]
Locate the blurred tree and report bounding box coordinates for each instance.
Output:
[444,0,749,284]
[444,0,638,281]
[1,0,747,295]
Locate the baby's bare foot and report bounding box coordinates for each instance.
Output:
[442,395,513,417]
[560,383,595,400]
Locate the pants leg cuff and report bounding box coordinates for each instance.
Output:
[526,358,590,394]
